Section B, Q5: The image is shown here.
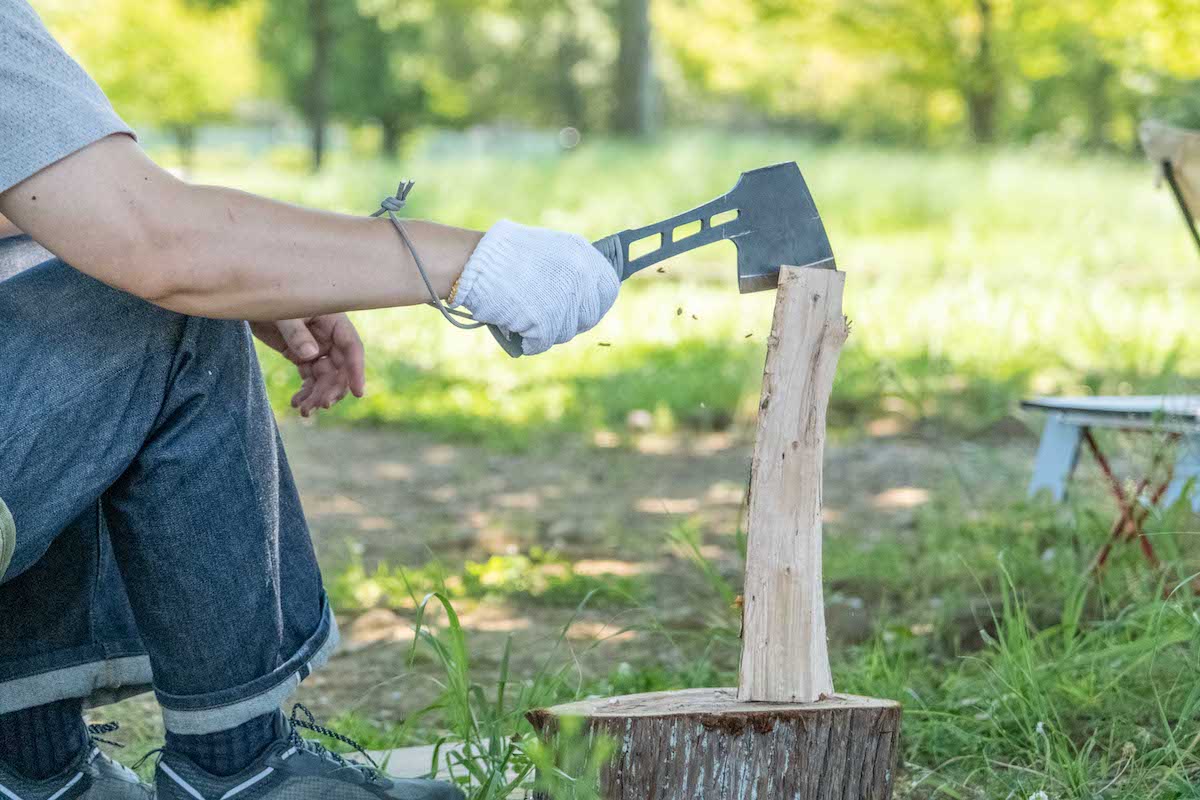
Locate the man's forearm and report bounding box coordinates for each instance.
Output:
[0,135,483,319]
[152,182,483,319]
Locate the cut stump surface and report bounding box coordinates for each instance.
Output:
[528,687,901,800]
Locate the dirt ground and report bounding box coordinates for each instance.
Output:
[97,418,1044,749]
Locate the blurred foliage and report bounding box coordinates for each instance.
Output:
[31,0,1200,156]
[37,0,260,165]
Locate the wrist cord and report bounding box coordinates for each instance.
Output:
[372,180,485,330]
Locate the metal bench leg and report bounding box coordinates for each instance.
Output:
[1028,415,1083,502]
[1163,433,1200,513]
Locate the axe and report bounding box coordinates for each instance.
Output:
[489,161,835,357]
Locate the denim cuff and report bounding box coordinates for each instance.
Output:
[0,594,339,731]
[0,652,152,715]
[156,595,340,735]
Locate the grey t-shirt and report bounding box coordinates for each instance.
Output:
[0,0,134,194]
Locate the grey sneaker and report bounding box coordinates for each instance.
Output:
[155,707,463,800]
[0,743,153,800]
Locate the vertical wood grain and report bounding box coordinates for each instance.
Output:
[738,266,848,703]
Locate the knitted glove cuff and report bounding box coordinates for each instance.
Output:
[450,219,523,313]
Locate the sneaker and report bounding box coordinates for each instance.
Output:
[155,706,463,800]
[0,743,153,800]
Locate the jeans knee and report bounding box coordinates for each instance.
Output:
[0,259,187,376]
[178,316,255,372]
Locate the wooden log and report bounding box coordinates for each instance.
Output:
[527,688,901,800]
[738,264,847,703]
[528,266,899,799]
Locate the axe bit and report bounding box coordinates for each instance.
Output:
[490,161,836,358]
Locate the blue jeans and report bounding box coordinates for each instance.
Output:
[0,236,339,734]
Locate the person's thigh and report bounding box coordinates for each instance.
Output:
[0,257,188,579]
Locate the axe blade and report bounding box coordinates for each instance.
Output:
[726,162,836,293]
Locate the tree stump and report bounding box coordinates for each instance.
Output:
[528,689,900,800]
[529,266,901,799]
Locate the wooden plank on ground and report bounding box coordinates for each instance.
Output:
[371,744,527,798]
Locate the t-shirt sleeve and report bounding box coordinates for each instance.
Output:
[0,0,135,194]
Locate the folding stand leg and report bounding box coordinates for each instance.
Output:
[1028,415,1083,502]
[1088,465,1158,574]
[1162,433,1200,513]
[1085,431,1189,587]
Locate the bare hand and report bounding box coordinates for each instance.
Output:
[250,315,366,417]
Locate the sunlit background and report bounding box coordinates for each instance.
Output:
[31,1,1200,796]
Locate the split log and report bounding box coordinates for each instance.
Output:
[738,264,847,702]
[527,688,900,800]
[529,266,901,799]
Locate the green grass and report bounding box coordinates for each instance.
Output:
[329,547,647,612]
[313,492,1200,799]
[173,131,1200,449]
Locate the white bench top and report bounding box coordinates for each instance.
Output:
[1022,395,1200,431]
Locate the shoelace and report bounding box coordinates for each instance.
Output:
[287,704,381,780]
[87,721,123,749]
[129,748,161,772]
[128,706,382,780]
[372,181,485,331]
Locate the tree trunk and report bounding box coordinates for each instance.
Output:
[612,0,655,136]
[555,33,587,131]
[966,89,997,144]
[1084,59,1114,148]
[306,0,332,171]
[380,119,403,160]
[528,689,901,800]
[172,125,196,177]
[965,0,998,144]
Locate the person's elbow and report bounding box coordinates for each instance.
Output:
[93,217,178,306]
[111,192,228,316]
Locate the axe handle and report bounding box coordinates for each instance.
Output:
[614,190,742,278]
[489,180,747,358]
[487,234,625,358]
[487,323,526,358]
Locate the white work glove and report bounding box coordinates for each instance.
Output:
[451,220,620,356]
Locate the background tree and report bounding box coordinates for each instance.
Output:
[40,0,259,170]
[834,0,1017,145]
[33,0,1200,158]
[258,0,351,171]
[612,0,656,136]
[323,4,430,159]
[365,0,614,134]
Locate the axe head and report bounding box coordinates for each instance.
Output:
[726,162,835,293]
